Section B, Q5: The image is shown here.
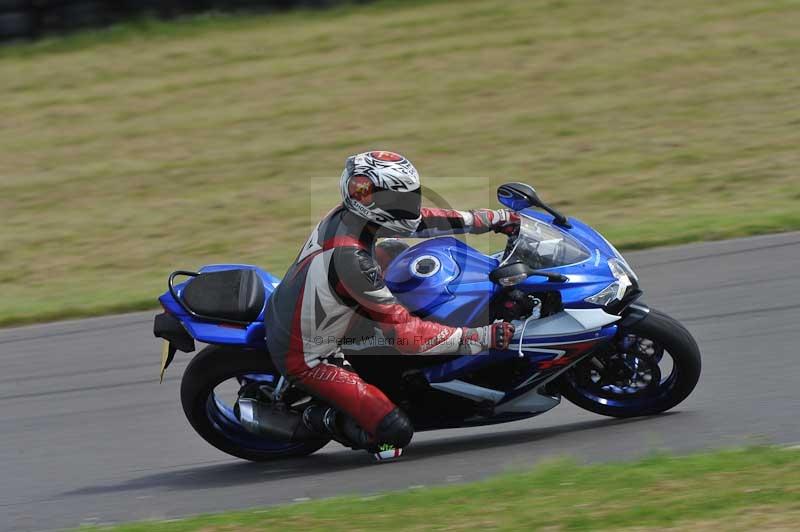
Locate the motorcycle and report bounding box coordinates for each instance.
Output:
[154,183,701,461]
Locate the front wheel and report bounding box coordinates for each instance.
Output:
[560,308,701,418]
[181,345,329,462]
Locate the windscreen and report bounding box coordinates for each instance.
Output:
[503,216,591,269]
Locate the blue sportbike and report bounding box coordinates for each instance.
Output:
[154,183,701,461]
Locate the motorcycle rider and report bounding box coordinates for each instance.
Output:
[264,151,520,459]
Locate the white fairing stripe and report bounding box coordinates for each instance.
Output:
[563,308,621,329]
[429,380,505,403]
[513,309,620,341]
[494,390,561,414]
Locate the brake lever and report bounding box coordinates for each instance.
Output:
[516,314,536,358]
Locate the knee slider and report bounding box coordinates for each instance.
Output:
[375,408,414,448]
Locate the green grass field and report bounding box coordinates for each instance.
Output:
[81,446,800,531]
[2,0,799,325]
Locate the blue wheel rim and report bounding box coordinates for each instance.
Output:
[204,375,310,453]
[567,336,679,410]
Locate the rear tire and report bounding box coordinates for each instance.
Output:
[181,345,329,462]
[560,308,701,418]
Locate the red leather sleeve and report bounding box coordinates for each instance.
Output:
[331,246,462,355]
[376,207,497,237]
[415,207,470,235]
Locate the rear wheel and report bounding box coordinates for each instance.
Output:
[560,308,701,418]
[180,345,329,462]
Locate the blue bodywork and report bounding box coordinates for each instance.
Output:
[158,209,627,388]
[159,264,278,351]
[383,210,623,324]
[157,205,651,455]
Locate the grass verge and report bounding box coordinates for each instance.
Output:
[2,0,799,326]
[82,446,800,531]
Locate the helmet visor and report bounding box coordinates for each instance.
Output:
[372,187,421,220]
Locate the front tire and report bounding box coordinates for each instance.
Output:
[560,308,701,418]
[181,345,329,462]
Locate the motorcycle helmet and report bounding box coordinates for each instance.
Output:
[340,151,422,233]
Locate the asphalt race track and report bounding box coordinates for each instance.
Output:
[2,232,799,531]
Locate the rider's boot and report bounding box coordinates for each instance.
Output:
[302,405,410,461]
[302,405,371,448]
[366,408,413,462]
[370,443,404,461]
[302,405,351,446]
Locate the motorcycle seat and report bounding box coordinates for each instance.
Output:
[182,269,265,323]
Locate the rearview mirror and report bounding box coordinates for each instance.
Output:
[497,182,539,212]
[489,261,568,286]
[489,262,530,287]
[497,182,571,228]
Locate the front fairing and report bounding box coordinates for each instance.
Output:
[502,215,591,269]
[411,212,632,390]
[383,210,638,324]
[515,210,638,309]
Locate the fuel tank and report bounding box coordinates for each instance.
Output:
[383,237,499,327]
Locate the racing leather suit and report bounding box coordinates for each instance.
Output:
[264,205,508,446]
